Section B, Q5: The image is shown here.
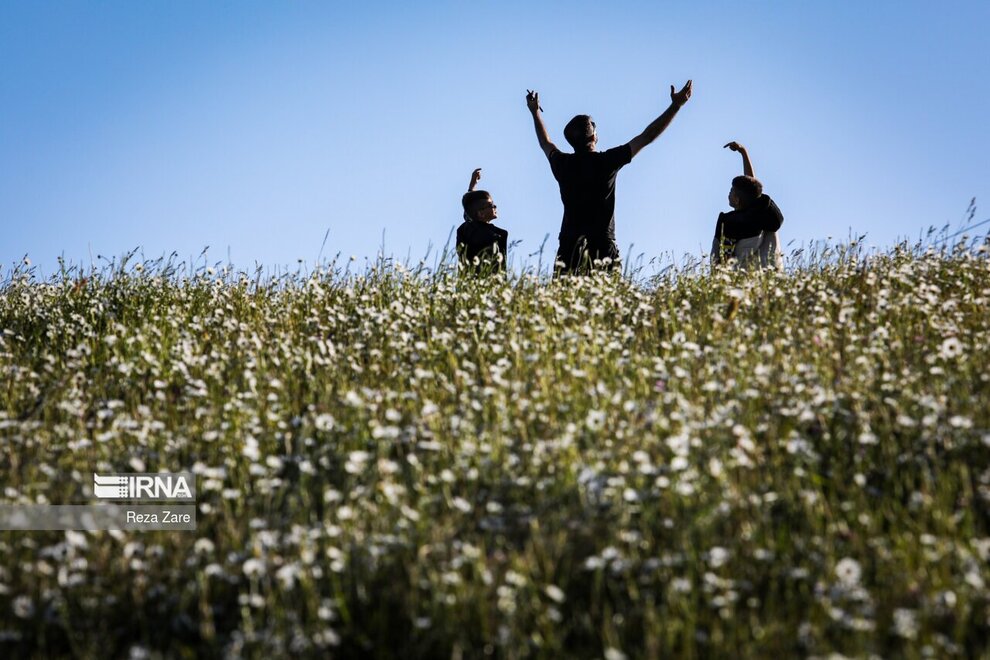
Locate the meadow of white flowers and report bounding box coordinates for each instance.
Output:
[1,242,988,657]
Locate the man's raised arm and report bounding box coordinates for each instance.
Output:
[627,80,692,159]
[526,90,556,158]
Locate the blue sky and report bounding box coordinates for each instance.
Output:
[2,1,988,275]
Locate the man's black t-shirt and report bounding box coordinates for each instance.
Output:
[548,144,633,268]
[456,220,508,272]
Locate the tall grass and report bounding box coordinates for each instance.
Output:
[1,239,988,658]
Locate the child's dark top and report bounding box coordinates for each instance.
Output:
[456,221,508,272]
[713,194,784,246]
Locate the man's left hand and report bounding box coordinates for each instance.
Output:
[670,80,693,107]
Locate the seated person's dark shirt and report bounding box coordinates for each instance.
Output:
[548,145,633,270]
[456,220,508,273]
[713,194,783,258]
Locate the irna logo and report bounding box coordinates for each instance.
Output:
[93,473,196,501]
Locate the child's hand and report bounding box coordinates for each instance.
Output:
[469,168,482,191]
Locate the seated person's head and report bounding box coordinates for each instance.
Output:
[462,190,497,223]
[728,175,763,209]
[564,115,597,152]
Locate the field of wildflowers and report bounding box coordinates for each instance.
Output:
[1,241,988,658]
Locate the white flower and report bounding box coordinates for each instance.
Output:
[835,557,862,588]
[938,336,963,359]
[892,608,918,639]
[505,570,526,587]
[345,450,371,474]
[585,409,606,431]
[276,563,300,589]
[12,595,34,618]
[194,538,215,555]
[948,415,972,429]
[858,430,878,445]
[708,547,729,568]
[65,530,88,549]
[243,558,266,578]
[964,569,985,590]
[314,414,335,431]
[377,458,399,475]
[665,434,690,456]
[544,585,565,603]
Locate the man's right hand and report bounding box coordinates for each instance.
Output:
[526,90,541,114]
[670,80,693,107]
[723,141,746,152]
[527,89,555,156]
[469,168,482,191]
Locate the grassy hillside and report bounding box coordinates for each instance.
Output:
[1,244,989,658]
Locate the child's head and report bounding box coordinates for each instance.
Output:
[729,175,763,209]
[462,190,497,223]
[564,115,597,152]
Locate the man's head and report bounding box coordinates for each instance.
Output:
[729,175,763,209]
[564,115,597,152]
[462,190,497,223]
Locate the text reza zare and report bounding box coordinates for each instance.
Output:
[126,510,192,524]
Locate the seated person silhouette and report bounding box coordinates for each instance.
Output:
[711,142,784,268]
[456,168,508,274]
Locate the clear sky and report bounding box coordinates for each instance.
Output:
[2,1,988,276]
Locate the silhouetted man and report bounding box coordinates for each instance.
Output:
[526,81,692,273]
[711,141,784,269]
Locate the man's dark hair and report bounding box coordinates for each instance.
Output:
[461,190,491,221]
[732,175,763,206]
[564,115,596,151]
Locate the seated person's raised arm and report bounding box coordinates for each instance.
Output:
[468,168,482,192]
[723,141,754,177]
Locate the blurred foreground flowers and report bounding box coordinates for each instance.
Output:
[0,242,988,657]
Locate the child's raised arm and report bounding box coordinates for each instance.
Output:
[723,141,755,177]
